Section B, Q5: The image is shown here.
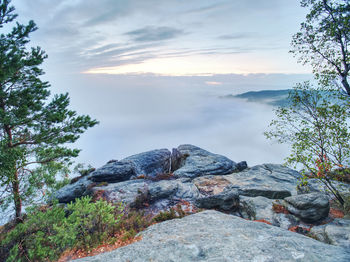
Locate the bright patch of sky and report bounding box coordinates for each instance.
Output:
[13,0,310,76]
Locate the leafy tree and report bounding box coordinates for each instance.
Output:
[291,0,350,95]
[0,0,98,219]
[265,82,350,206]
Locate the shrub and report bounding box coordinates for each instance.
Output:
[1,201,67,262]
[1,196,124,261]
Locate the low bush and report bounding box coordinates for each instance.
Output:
[1,197,123,261]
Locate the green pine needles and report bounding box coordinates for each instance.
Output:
[0,0,98,219]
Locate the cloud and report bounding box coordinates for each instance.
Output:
[218,32,257,40]
[205,81,222,85]
[185,2,229,14]
[125,26,185,42]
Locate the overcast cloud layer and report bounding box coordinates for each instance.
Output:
[13,0,309,75]
[4,1,314,167]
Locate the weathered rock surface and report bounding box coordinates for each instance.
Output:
[92,179,147,205]
[310,218,350,248]
[89,161,135,183]
[195,185,240,210]
[74,210,350,262]
[194,164,302,200]
[122,148,171,177]
[284,192,330,223]
[52,176,93,203]
[173,144,238,179]
[239,196,299,229]
[239,196,274,220]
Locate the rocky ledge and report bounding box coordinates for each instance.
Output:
[75,210,350,262]
[53,145,350,261]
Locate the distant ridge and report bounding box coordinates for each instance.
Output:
[223,89,292,107]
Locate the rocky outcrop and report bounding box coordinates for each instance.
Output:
[284,192,330,223]
[122,148,171,178]
[89,161,135,183]
[74,210,350,262]
[53,176,93,204]
[194,164,302,200]
[195,185,240,210]
[51,144,350,260]
[173,144,239,179]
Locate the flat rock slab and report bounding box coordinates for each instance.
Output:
[223,164,302,199]
[74,210,350,262]
[173,144,238,179]
[284,192,330,223]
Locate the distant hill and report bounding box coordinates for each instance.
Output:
[223,89,292,107]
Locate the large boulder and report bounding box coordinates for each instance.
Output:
[224,164,302,199]
[52,176,93,203]
[195,185,240,211]
[284,192,330,223]
[92,180,148,206]
[74,210,350,262]
[122,149,171,178]
[173,144,238,179]
[89,161,136,183]
[239,196,299,229]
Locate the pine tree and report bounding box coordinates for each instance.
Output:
[0,0,98,219]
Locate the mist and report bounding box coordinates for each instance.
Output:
[45,73,309,169]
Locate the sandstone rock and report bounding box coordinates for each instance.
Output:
[310,218,350,248]
[239,196,275,221]
[195,185,240,211]
[53,176,93,203]
[148,180,178,201]
[170,148,185,172]
[174,182,201,200]
[224,164,302,199]
[92,179,148,205]
[74,210,350,262]
[122,148,171,177]
[284,192,330,223]
[173,144,238,179]
[89,161,135,183]
[239,196,299,229]
[236,160,248,171]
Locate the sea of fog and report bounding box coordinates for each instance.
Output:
[1,73,310,225]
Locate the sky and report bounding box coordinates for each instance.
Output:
[12,0,310,76]
[8,0,313,169]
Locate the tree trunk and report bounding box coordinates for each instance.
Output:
[12,170,22,219]
[341,76,350,96]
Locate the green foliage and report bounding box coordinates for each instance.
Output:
[1,201,67,261]
[115,210,152,240]
[265,82,350,205]
[63,196,124,249]
[0,0,98,218]
[291,0,350,94]
[1,197,124,261]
